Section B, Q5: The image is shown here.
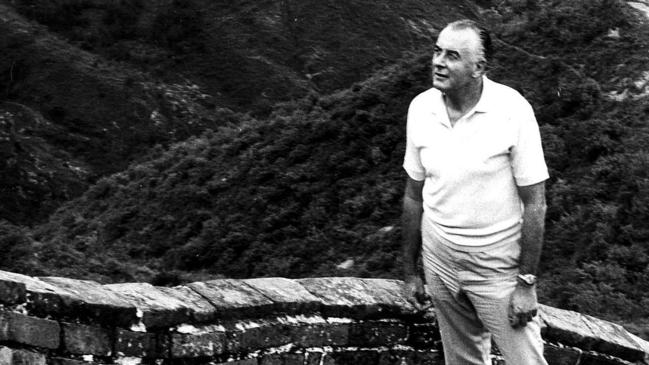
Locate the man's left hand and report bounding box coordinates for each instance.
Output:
[508,284,538,329]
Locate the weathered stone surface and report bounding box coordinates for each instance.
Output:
[539,305,646,362]
[243,277,321,314]
[349,320,408,347]
[157,285,218,323]
[579,351,633,365]
[543,343,582,365]
[115,328,163,358]
[170,325,226,358]
[0,271,27,305]
[297,277,384,319]
[187,279,274,318]
[62,322,113,356]
[39,276,137,328]
[0,271,69,317]
[360,278,419,316]
[0,346,47,365]
[0,310,60,349]
[225,318,291,353]
[105,282,193,329]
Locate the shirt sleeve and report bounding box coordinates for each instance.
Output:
[403,99,426,181]
[510,101,550,186]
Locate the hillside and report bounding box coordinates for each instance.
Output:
[1,0,649,338]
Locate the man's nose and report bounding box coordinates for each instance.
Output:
[432,54,445,68]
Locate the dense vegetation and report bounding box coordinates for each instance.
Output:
[1,0,649,338]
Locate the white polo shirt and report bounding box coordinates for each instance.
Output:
[403,76,549,250]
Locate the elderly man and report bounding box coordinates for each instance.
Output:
[402,19,549,364]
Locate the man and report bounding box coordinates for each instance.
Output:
[402,19,549,364]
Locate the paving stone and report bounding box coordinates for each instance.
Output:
[104,282,193,329]
[115,328,163,358]
[187,279,274,319]
[0,310,60,349]
[297,277,385,319]
[243,277,321,314]
[39,276,137,328]
[0,271,27,305]
[62,322,113,356]
[170,325,226,358]
[0,346,47,365]
[156,285,218,323]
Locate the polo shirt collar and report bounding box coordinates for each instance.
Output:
[431,75,495,116]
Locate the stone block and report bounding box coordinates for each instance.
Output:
[225,319,291,353]
[115,328,163,358]
[543,343,582,365]
[214,359,257,365]
[170,325,226,358]
[49,358,98,365]
[157,285,218,323]
[579,351,631,365]
[539,305,646,362]
[290,320,350,347]
[105,282,193,329]
[62,322,113,356]
[348,320,408,347]
[360,278,419,316]
[39,276,137,328]
[0,346,47,365]
[187,279,275,319]
[323,350,380,365]
[306,351,324,365]
[243,277,322,314]
[298,277,394,319]
[0,310,60,349]
[0,271,69,318]
[377,350,442,365]
[0,271,26,305]
[407,322,440,349]
[260,353,305,365]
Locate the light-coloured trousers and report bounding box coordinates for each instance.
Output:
[421,223,548,365]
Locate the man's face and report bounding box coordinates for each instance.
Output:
[431,27,483,93]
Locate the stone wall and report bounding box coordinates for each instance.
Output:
[0,270,647,365]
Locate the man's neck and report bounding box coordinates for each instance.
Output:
[443,78,483,125]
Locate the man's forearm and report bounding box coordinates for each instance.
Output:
[402,196,423,278]
[518,203,546,276]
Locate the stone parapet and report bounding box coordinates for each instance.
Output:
[0,270,645,364]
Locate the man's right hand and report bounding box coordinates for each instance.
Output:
[404,275,432,311]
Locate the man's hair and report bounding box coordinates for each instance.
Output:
[446,19,493,64]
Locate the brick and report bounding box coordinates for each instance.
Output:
[243,277,321,314]
[260,353,305,365]
[115,328,163,358]
[323,350,380,365]
[187,279,274,319]
[306,351,324,365]
[49,358,98,365]
[348,320,407,347]
[62,322,112,356]
[170,325,226,358]
[0,346,46,365]
[39,277,137,328]
[297,277,385,319]
[157,285,218,323]
[105,282,193,329]
[0,271,69,318]
[0,310,60,349]
[378,350,442,365]
[543,343,582,365]
[225,319,291,353]
[214,359,257,365]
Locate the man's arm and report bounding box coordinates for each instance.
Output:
[509,181,547,328]
[402,177,427,309]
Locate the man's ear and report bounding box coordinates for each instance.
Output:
[472,59,487,78]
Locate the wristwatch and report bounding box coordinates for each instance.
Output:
[517,274,537,286]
